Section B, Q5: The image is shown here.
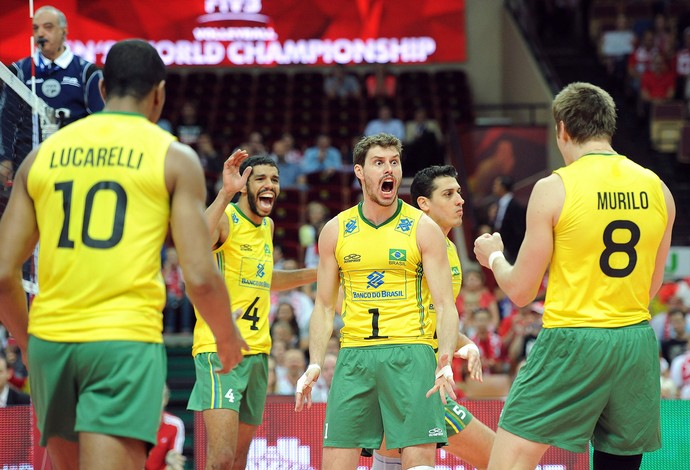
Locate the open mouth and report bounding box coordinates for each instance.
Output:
[381,178,395,194]
[258,191,275,210]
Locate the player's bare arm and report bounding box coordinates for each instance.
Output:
[272,268,317,291]
[418,215,459,402]
[650,181,676,299]
[295,217,340,411]
[0,149,40,353]
[205,148,251,248]
[475,175,561,306]
[166,142,247,373]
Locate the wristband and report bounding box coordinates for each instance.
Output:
[456,343,479,359]
[306,363,321,374]
[435,364,453,381]
[488,251,505,271]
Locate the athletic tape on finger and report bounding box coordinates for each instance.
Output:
[435,364,453,381]
[295,364,321,394]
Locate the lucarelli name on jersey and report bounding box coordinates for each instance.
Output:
[597,191,649,210]
[352,290,404,299]
[49,146,144,170]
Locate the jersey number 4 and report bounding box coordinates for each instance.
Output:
[241,296,260,330]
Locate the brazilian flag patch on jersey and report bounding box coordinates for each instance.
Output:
[389,249,407,262]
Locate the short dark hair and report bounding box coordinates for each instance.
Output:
[410,165,458,209]
[352,133,402,167]
[103,39,166,101]
[496,175,514,192]
[240,154,279,175]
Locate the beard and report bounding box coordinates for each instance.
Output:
[362,173,398,207]
[247,188,274,217]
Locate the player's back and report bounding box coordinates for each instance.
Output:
[546,153,668,328]
[27,111,176,343]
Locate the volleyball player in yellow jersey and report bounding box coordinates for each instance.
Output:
[0,39,245,469]
[295,133,459,470]
[371,165,496,470]
[475,82,676,470]
[188,153,316,469]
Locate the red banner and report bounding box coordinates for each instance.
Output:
[0,0,466,67]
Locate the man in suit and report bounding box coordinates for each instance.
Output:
[492,175,526,264]
[0,354,30,406]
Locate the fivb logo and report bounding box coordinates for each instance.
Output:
[200,0,269,23]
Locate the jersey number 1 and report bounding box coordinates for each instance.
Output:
[364,308,388,340]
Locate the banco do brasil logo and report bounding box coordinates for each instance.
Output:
[366,271,385,289]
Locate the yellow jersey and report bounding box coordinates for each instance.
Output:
[27,112,174,343]
[546,154,668,328]
[336,200,435,348]
[192,203,274,356]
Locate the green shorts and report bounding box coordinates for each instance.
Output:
[500,321,661,454]
[187,353,268,426]
[28,336,166,446]
[444,397,474,436]
[324,344,446,450]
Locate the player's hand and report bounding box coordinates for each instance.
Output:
[454,345,483,382]
[222,149,251,195]
[214,317,249,374]
[295,364,321,412]
[164,450,187,470]
[426,353,456,404]
[473,232,505,269]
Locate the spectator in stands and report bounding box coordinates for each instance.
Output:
[639,52,677,120]
[363,104,405,140]
[670,338,690,399]
[599,13,636,90]
[145,384,186,470]
[457,267,501,334]
[269,138,304,188]
[280,132,303,163]
[270,260,315,339]
[628,29,658,97]
[651,12,674,60]
[273,302,304,349]
[271,339,288,383]
[301,133,342,177]
[469,308,507,375]
[311,353,337,403]
[0,5,104,164]
[403,107,444,177]
[675,27,690,109]
[324,64,361,100]
[0,354,30,407]
[505,303,543,369]
[660,308,688,364]
[267,356,278,394]
[492,175,526,264]
[175,101,205,146]
[162,247,193,334]
[246,131,267,156]
[365,63,397,99]
[299,201,329,269]
[275,348,306,395]
[195,132,223,204]
[651,293,690,341]
[3,338,27,392]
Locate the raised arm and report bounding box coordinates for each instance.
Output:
[475,175,561,306]
[295,217,340,411]
[0,150,40,353]
[166,142,246,373]
[205,149,250,247]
